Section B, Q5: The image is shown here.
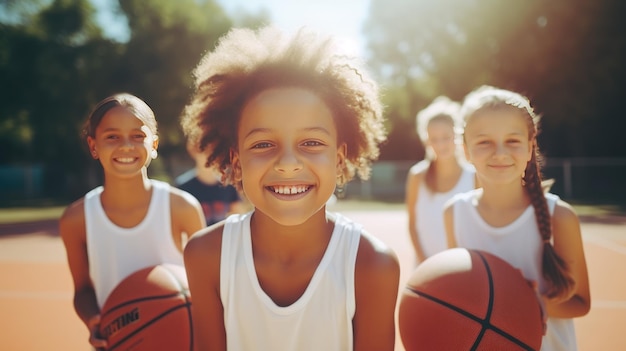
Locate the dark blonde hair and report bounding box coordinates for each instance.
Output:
[460,85,574,299]
[416,95,460,146]
[180,26,386,189]
[83,93,157,140]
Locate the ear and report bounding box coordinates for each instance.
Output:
[527,139,535,162]
[152,135,159,151]
[336,143,347,173]
[87,136,98,159]
[230,148,242,182]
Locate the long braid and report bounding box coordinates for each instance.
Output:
[524,141,575,299]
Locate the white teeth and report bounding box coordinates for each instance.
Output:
[272,185,309,194]
[116,157,135,163]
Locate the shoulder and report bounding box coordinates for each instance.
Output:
[552,199,581,228]
[445,188,477,209]
[406,161,428,191]
[59,197,86,240]
[184,223,225,267]
[168,184,202,209]
[408,160,430,177]
[355,229,400,277]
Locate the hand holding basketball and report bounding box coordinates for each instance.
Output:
[87,314,107,349]
[98,264,192,351]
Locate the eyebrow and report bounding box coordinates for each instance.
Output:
[243,126,332,139]
[100,127,146,134]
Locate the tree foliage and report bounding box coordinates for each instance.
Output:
[0,0,264,201]
[364,0,626,159]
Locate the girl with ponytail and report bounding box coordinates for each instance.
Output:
[444,85,590,351]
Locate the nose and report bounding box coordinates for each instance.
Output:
[120,137,135,151]
[494,142,507,158]
[274,147,303,174]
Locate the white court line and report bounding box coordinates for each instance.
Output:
[583,234,626,256]
[591,300,626,309]
[0,291,72,300]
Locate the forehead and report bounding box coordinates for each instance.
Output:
[239,87,336,135]
[465,108,529,135]
[427,118,455,132]
[98,106,147,130]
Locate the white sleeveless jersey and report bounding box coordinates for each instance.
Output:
[220,211,361,351]
[85,179,184,308]
[451,189,577,351]
[415,164,475,258]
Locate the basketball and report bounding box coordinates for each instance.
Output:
[98,264,192,351]
[399,248,544,351]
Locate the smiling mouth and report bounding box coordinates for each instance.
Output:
[268,185,311,195]
[114,157,137,164]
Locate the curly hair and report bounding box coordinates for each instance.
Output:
[460,85,575,299]
[180,26,386,188]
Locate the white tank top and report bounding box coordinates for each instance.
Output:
[451,189,577,351]
[85,179,184,308]
[220,211,361,351]
[415,164,475,258]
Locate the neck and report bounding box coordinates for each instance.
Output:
[432,155,463,175]
[249,208,333,260]
[101,172,152,207]
[478,181,530,210]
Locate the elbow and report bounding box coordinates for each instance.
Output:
[580,295,592,316]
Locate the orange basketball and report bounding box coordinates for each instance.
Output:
[99,264,192,351]
[399,248,544,351]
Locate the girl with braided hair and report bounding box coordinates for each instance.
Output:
[444,86,590,351]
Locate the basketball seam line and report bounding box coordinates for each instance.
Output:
[161,265,194,351]
[107,302,192,351]
[104,292,185,314]
[405,250,537,351]
[404,286,536,351]
[470,251,493,351]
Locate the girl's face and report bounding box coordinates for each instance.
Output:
[426,119,457,160]
[463,107,533,186]
[233,87,346,226]
[87,106,158,178]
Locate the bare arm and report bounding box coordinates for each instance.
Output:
[170,190,206,250]
[353,232,400,351]
[544,201,591,318]
[405,166,426,262]
[443,203,458,248]
[59,200,107,349]
[184,226,227,351]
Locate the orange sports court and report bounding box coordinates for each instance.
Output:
[0,207,624,350]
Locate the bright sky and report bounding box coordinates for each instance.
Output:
[221,0,370,55]
[91,0,370,55]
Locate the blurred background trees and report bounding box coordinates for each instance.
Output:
[1,0,624,204]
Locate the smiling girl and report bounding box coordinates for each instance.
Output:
[444,86,590,351]
[180,26,400,351]
[59,93,205,349]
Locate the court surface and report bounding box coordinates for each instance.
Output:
[0,210,624,350]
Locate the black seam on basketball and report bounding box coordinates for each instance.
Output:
[108,302,192,351]
[405,286,485,324]
[470,250,494,350]
[406,250,537,351]
[103,292,186,315]
[160,265,194,351]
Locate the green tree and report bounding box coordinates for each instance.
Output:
[364,0,626,159]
